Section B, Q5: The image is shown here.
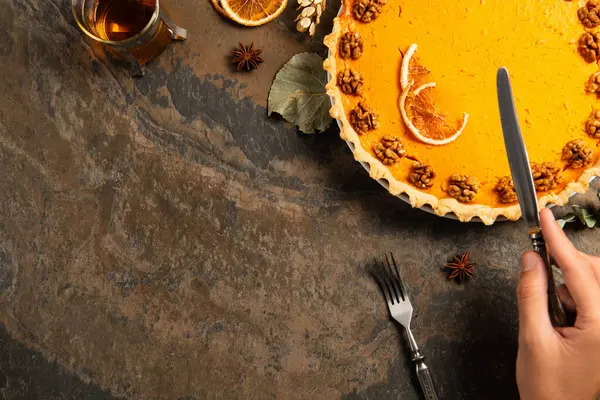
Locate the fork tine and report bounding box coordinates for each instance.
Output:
[372,258,394,304]
[390,252,407,300]
[379,257,399,304]
[381,256,401,304]
[384,254,402,302]
[371,257,390,302]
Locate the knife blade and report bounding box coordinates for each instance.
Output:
[496,67,568,327]
[496,68,540,232]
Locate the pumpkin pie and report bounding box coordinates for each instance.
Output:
[324,0,600,224]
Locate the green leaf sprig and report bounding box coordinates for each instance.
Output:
[557,205,598,229]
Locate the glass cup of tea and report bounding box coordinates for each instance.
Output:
[72,0,187,76]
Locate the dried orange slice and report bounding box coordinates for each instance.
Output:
[400,44,430,91]
[210,0,233,20]
[398,44,469,146]
[399,81,469,146]
[220,0,288,26]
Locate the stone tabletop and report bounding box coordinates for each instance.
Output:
[1,1,600,399]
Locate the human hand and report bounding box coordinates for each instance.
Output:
[516,208,600,400]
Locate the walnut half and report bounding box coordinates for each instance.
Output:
[337,69,364,96]
[579,32,600,63]
[586,110,600,139]
[586,71,600,94]
[579,0,600,29]
[562,139,594,169]
[353,0,386,23]
[349,102,379,135]
[494,176,518,204]
[409,163,435,189]
[532,162,562,192]
[374,136,406,165]
[447,174,480,203]
[339,32,363,60]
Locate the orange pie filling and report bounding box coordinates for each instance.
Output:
[329,0,600,213]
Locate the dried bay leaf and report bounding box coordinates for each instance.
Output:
[268,53,332,134]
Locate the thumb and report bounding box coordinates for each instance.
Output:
[517,251,553,342]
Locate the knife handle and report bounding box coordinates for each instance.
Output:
[531,231,568,327]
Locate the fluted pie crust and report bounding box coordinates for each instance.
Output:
[323,1,600,225]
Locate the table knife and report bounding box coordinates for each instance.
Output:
[496,67,568,327]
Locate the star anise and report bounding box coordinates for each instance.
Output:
[444,251,476,284]
[231,42,264,71]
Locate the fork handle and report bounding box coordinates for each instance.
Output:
[413,351,438,400]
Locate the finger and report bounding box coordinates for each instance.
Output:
[517,251,553,342]
[540,208,600,312]
[557,284,577,312]
[554,326,570,338]
[540,209,579,264]
[587,255,600,289]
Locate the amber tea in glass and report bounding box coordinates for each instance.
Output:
[72,0,187,76]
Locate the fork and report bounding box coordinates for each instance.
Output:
[373,254,439,400]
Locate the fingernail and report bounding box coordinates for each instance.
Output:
[522,252,539,272]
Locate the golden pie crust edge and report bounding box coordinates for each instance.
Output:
[323,15,600,225]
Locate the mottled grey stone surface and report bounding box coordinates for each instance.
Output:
[1,0,599,398]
